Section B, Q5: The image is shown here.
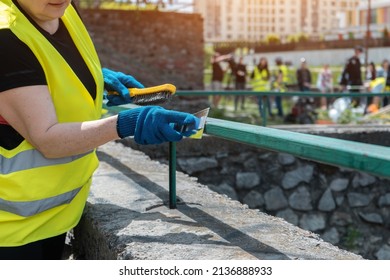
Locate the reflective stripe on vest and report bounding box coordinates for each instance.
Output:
[0,186,83,217]
[0,150,92,175]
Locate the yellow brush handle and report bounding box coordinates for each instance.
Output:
[129,84,176,97]
[108,84,176,96]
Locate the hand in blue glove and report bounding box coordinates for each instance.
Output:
[116,106,200,145]
[102,68,144,106]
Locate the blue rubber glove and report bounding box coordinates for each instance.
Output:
[102,68,144,106]
[117,106,200,145]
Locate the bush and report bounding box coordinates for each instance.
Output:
[265,34,281,45]
[383,27,389,39]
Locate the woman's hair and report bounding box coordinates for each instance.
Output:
[369,62,376,80]
[258,57,268,69]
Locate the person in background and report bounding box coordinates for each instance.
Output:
[0,0,198,260]
[296,58,312,92]
[364,62,377,113]
[284,60,296,88]
[234,56,247,111]
[251,57,271,119]
[386,67,390,107]
[340,46,364,107]
[211,52,231,108]
[272,57,287,117]
[376,59,389,78]
[340,46,363,92]
[365,62,377,82]
[317,64,333,109]
[366,60,390,113]
[377,59,390,107]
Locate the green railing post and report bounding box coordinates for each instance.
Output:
[169,141,177,209]
[261,95,268,127]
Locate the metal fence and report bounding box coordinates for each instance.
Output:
[107,90,390,208]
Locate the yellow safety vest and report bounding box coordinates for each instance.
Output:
[369,77,386,93]
[272,65,288,92]
[0,0,104,246]
[279,65,289,84]
[251,67,270,91]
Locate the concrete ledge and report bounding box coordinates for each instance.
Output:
[273,124,390,147]
[73,141,363,260]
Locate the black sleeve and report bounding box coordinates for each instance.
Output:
[340,60,350,86]
[296,69,301,84]
[0,29,47,93]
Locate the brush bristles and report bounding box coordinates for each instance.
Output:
[132,91,173,105]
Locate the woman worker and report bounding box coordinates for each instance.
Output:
[0,0,198,259]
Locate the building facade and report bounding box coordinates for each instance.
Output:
[194,0,360,42]
[341,0,390,39]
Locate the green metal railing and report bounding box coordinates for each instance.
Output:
[107,90,390,209]
[204,118,390,178]
[176,90,385,98]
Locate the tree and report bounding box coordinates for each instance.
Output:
[383,27,389,45]
[383,27,389,38]
[265,33,281,45]
[297,33,308,43]
[286,34,298,43]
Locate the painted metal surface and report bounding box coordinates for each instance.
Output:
[204,117,390,179]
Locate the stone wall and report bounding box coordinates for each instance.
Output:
[79,8,204,90]
[119,135,390,260]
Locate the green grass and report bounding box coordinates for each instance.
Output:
[344,226,362,252]
[208,95,294,126]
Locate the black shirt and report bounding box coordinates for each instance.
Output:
[340,56,362,86]
[0,1,96,150]
[234,63,247,84]
[212,62,224,82]
[296,68,312,88]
